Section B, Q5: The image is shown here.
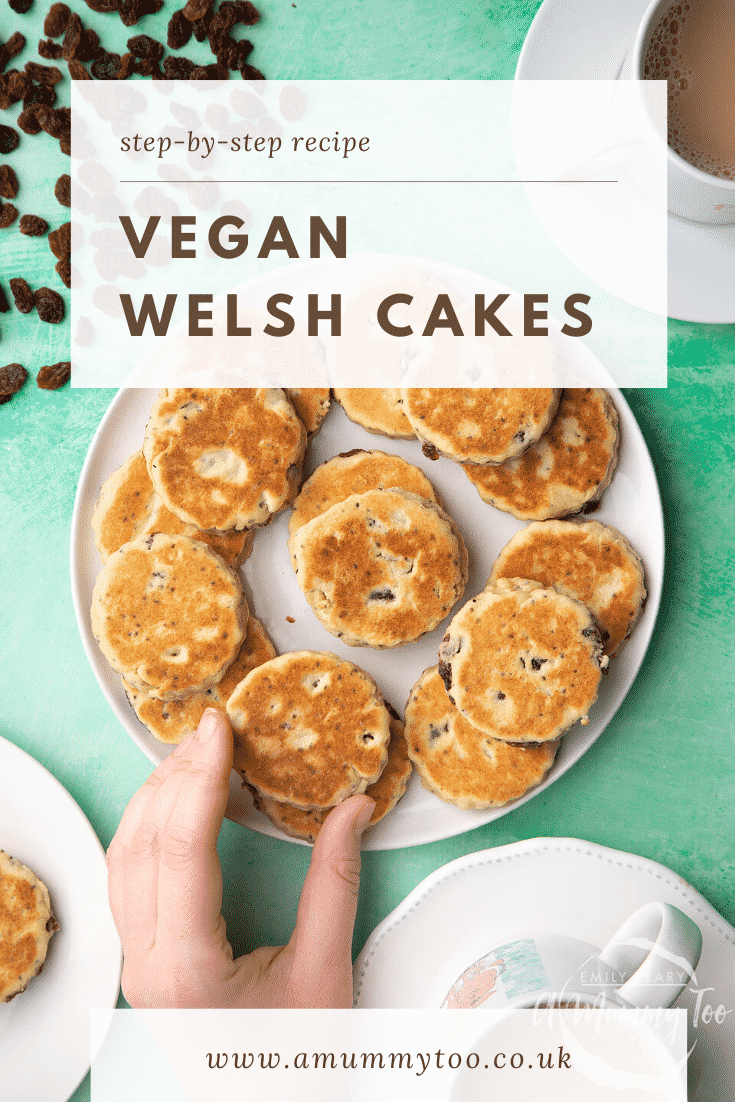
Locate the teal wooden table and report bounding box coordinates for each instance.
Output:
[1,3,734,1100]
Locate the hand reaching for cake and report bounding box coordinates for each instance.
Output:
[106,708,374,1009]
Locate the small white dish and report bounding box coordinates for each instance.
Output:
[515,0,735,323]
[353,838,735,1100]
[0,737,122,1102]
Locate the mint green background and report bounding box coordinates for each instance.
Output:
[1,3,734,1100]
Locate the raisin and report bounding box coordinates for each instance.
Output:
[91,53,122,80]
[44,3,70,36]
[0,363,27,399]
[10,278,34,313]
[37,361,71,389]
[83,0,120,11]
[183,0,212,20]
[127,34,164,60]
[74,316,94,346]
[0,284,9,312]
[9,0,33,13]
[163,56,196,78]
[77,161,113,194]
[0,203,18,228]
[241,64,264,80]
[55,257,71,287]
[76,28,105,62]
[39,39,63,59]
[190,14,211,41]
[20,215,49,236]
[3,32,26,58]
[68,59,92,80]
[236,0,259,24]
[59,134,71,156]
[0,166,18,201]
[118,53,135,79]
[37,107,67,138]
[92,283,123,318]
[133,57,161,77]
[34,286,65,324]
[24,81,56,107]
[48,221,71,258]
[54,174,71,207]
[61,13,83,61]
[167,11,191,48]
[0,124,19,153]
[279,85,305,122]
[17,106,42,134]
[9,71,32,103]
[25,61,63,84]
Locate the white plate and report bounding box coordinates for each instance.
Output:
[515,0,735,324]
[70,256,663,851]
[0,737,122,1102]
[353,838,735,1100]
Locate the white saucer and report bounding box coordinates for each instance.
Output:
[515,0,735,324]
[0,737,122,1102]
[353,838,735,1101]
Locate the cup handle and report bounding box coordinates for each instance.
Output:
[597,902,702,1009]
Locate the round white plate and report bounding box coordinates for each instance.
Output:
[515,0,735,324]
[70,257,663,851]
[353,838,735,1100]
[0,737,122,1102]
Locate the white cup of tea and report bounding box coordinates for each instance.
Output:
[623,0,735,223]
[442,902,702,1011]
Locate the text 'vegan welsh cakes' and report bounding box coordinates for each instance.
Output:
[289,488,468,648]
[464,389,620,520]
[143,388,306,532]
[404,667,559,809]
[0,850,59,1003]
[332,389,415,438]
[489,520,646,656]
[250,709,412,842]
[91,533,247,700]
[123,616,276,743]
[438,578,607,744]
[289,450,439,539]
[400,388,561,465]
[91,451,254,569]
[227,652,391,809]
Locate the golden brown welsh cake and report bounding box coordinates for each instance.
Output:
[123,617,276,743]
[400,388,561,465]
[143,388,306,532]
[438,578,607,744]
[0,851,59,1003]
[251,709,412,842]
[289,449,439,539]
[91,533,247,700]
[332,389,415,438]
[405,667,559,809]
[489,519,646,656]
[91,451,254,570]
[464,389,620,520]
[227,652,391,809]
[289,488,467,648]
[284,388,331,436]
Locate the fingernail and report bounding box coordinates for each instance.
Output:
[198,708,222,743]
[352,798,376,838]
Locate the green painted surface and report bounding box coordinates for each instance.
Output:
[1,3,734,1100]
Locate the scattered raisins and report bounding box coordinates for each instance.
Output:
[0,363,28,401]
[20,215,49,236]
[48,223,71,258]
[34,286,65,323]
[44,3,70,36]
[10,278,34,313]
[0,204,18,228]
[0,124,19,153]
[37,361,71,389]
[54,174,71,207]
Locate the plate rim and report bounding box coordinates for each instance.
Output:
[0,735,123,1102]
[70,258,664,852]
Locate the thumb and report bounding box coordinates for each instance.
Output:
[287,795,375,1008]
